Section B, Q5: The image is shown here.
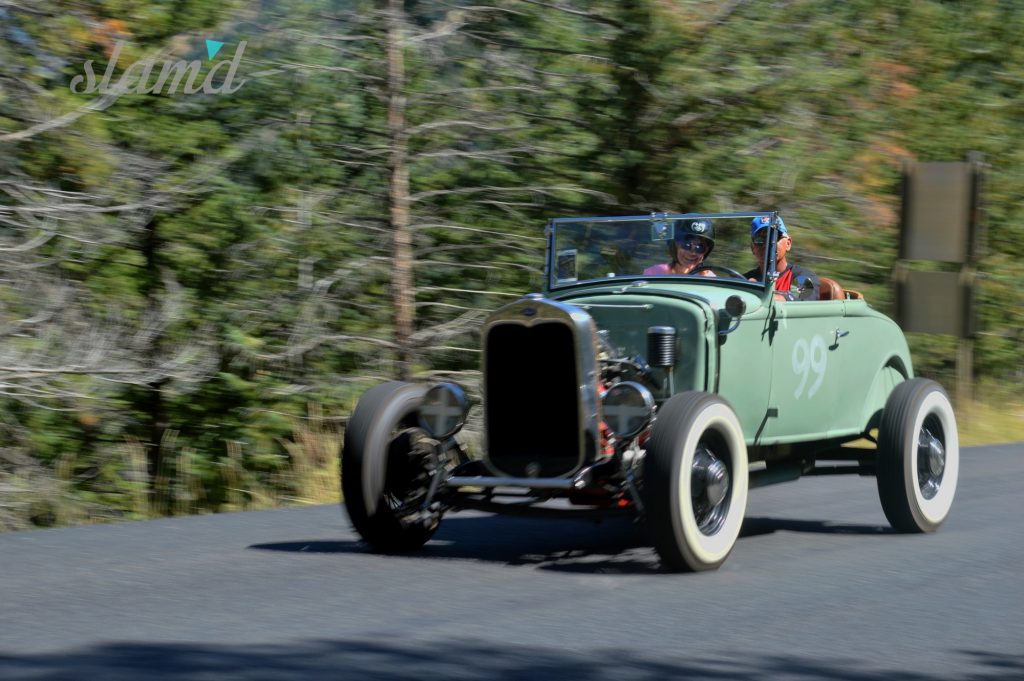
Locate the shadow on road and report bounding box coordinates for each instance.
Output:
[251,514,666,573]
[0,639,1018,681]
[249,513,891,574]
[741,517,893,536]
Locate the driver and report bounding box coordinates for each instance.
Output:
[644,218,716,276]
[744,215,819,301]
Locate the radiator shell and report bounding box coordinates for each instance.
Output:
[482,296,601,478]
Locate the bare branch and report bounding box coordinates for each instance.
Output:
[405,119,530,136]
[411,221,546,242]
[409,184,614,203]
[0,92,123,143]
[417,286,523,298]
[517,0,623,28]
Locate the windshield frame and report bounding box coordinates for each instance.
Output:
[544,211,781,294]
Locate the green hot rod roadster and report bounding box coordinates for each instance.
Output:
[341,212,959,572]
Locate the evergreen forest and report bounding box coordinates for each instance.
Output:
[2,0,1022,529]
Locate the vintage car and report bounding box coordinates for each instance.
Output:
[341,212,959,571]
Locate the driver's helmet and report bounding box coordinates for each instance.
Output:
[669,218,715,260]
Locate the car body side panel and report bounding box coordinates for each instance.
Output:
[550,279,914,449]
[763,300,846,442]
[859,362,908,434]
[714,302,773,445]
[834,298,914,437]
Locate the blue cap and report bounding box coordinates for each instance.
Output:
[751,215,787,236]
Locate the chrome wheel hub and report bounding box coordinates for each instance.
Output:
[692,446,731,535]
[917,426,945,500]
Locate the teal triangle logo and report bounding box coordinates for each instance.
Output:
[206,39,225,60]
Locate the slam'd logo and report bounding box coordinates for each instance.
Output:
[71,39,246,96]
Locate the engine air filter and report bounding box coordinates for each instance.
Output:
[647,326,677,368]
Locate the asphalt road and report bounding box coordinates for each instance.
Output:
[1,444,1022,680]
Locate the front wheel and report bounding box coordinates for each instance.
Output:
[643,392,749,571]
[342,382,442,551]
[876,378,959,532]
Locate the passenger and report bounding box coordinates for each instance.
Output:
[644,219,716,276]
[745,215,819,301]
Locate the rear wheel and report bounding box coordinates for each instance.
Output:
[643,392,748,571]
[876,378,959,532]
[342,382,441,551]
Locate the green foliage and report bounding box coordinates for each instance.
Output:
[2,0,1023,530]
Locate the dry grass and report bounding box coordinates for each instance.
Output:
[0,447,88,530]
[0,405,342,532]
[277,403,342,505]
[957,399,1024,446]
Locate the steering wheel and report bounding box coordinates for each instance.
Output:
[691,264,747,279]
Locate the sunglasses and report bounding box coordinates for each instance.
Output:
[677,236,708,254]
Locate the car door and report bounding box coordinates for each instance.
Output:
[715,298,773,444]
[763,299,847,442]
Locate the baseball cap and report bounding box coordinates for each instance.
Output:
[751,215,787,237]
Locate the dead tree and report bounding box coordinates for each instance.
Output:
[247,1,614,381]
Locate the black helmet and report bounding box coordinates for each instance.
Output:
[668,218,715,261]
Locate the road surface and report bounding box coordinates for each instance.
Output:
[1,443,1022,679]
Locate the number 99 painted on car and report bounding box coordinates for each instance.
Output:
[792,335,828,399]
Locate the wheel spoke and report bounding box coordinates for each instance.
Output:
[384,428,439,518]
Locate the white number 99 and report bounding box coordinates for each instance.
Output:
[792,336,827,399]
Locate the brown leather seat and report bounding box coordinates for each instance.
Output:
[818,276,844,301]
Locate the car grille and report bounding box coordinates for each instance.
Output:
[484,321,582,477]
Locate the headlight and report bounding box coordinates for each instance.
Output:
[419,383,470,439]
[602,381,655,439]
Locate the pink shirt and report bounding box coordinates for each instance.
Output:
[643,263,672,275]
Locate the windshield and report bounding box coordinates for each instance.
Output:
[548,213,773,289]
